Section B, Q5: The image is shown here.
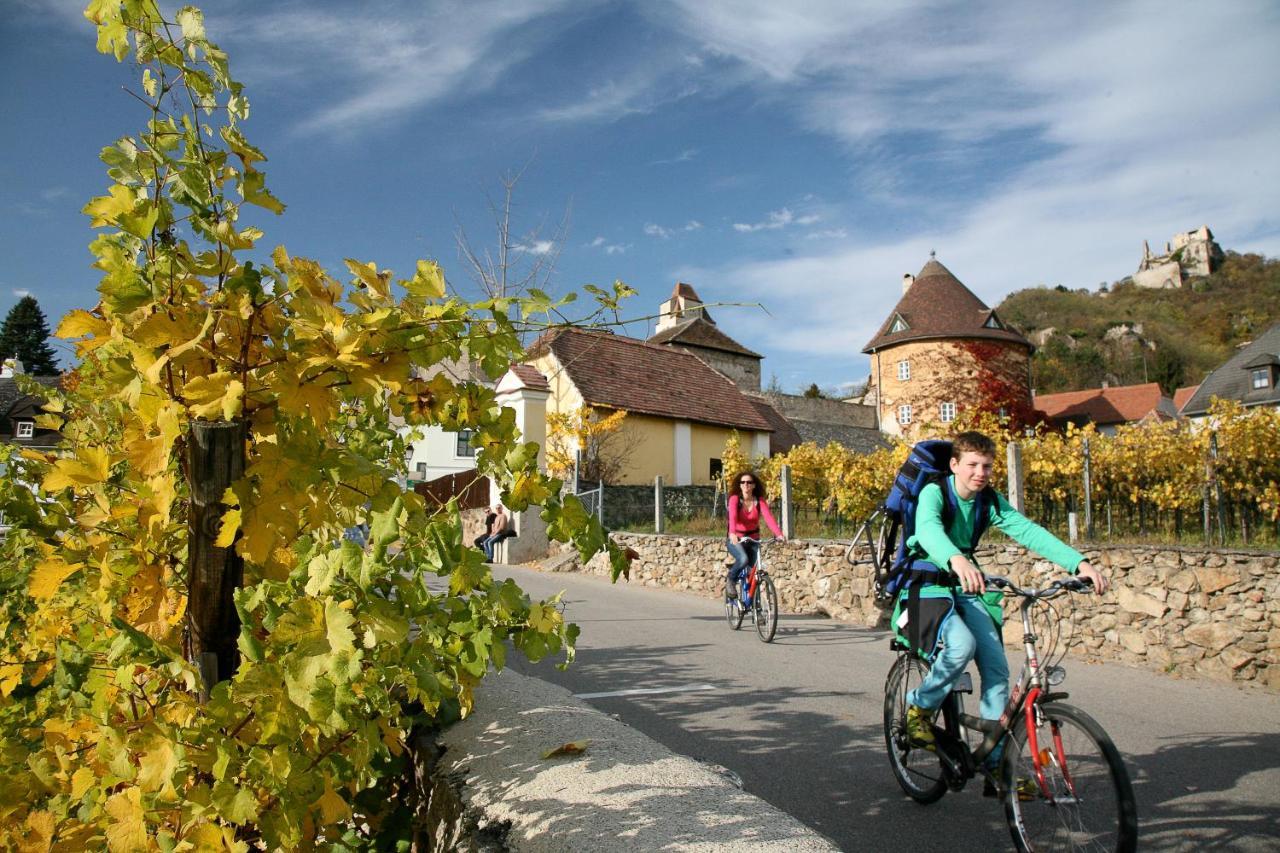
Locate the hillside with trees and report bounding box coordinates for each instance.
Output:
[998,251,1280,394]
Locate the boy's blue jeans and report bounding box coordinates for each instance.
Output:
[907,592,1010,723]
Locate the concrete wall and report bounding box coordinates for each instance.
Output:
[553,534,1280,690]
[404,424,478,482]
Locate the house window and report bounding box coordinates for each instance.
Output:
[939,402,956,423]
[1252,368,1270,390]
[415,463,427,475]
[15,421,34,439]
[897,404,912,425]
[897,360,911,381]
[455,429,476,457]
[709,458,722,481]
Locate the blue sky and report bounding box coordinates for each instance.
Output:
[3,0,1279,392]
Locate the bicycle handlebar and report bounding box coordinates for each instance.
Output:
[985,574,1094,598]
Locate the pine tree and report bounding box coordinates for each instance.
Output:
[0,295,59,375]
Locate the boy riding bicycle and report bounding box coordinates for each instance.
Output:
[899,431,1109,795]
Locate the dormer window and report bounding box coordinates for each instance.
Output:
[889,314,909,334]
[1252,368,1271,390]
[984,312,1004,330]
[15,421,34,439]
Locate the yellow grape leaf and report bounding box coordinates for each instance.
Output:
[104,787,147,852]
[184,372,245,420]
[29,557,85,600]
[185,823,233,851]
[16,810,54,853]
[404,259,446,299]
[57,309,110,341]
[70,766,96,800]
[313,776,350,825]
[137,739,179,795]
[345,259,392,300]
[42,445,112,492]
[0,664,21,698]
[215,507,240,548]
[127,435,170,477]
[82,184,139,227]
[275,370,337,424]
[541,740,589,760]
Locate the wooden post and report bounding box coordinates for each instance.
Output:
[187,420,245,699]
[1006,442,1025,514]
[1068,512,1079,544]
[780,464,793,539]
[654,475,664,534]
[1082,437,1093,540]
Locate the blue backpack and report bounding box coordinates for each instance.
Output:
[876,440,995,656]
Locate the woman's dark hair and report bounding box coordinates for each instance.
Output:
[731,470,767,500]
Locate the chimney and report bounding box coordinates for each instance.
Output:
[1101,380,1109,389]
[902,274,915,294]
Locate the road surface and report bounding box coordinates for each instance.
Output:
[495,565,1280,852]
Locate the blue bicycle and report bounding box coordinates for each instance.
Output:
[724,537,779,642]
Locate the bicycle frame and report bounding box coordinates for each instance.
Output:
[932,577,1088,803]
[735,537,766,607]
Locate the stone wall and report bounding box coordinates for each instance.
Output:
[551,534,1280,689]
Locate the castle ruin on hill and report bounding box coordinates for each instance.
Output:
[1133,225,1224,289]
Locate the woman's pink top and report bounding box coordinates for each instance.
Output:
[727,494,783,539]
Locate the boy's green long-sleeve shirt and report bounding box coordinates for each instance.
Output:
[907,476,1086,592]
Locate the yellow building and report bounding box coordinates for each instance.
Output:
[526,328,772,485]
[862,258,1034,438]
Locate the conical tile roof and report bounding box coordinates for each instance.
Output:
[862,259,1031,353]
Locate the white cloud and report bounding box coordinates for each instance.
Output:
[805,228,847,240]
[12,289,31,298]
[651,148,700,165]
[684,220,703,231]
[644,223,673,239]
[222,0,583,136]
[514,240,555,255]
[733,207,822,233]
[588,236,630,254]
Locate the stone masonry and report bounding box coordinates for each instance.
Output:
[549,534,1280,690]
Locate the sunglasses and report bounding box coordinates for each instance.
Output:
[739,479,755,485]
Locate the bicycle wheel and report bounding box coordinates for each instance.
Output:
[1004,702,1138,853]
[725,585,745,630]
[754,574,778,642]
[883,655,948,804]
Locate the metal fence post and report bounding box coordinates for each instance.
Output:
[780,464,793,539]
[1007,442,1025,514]
[654,475,664,534]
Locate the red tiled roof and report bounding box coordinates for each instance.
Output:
[1173,384,1200,412]
[646,316,762,358]
[1034,382,1173,426]
[862,259,1032,353]
[529,328,772,431]
[507,363,550,391]
[672,282,701,300]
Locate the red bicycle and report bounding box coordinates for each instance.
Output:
[883,575,1138,852]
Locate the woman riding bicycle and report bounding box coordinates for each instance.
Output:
[725,470,786,599]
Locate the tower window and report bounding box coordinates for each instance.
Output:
[897,360,910,381]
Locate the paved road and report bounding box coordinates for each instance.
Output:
[496,565,1280,852]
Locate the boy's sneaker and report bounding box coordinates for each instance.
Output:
[983,776,1040,801]
[904,705,936,750]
